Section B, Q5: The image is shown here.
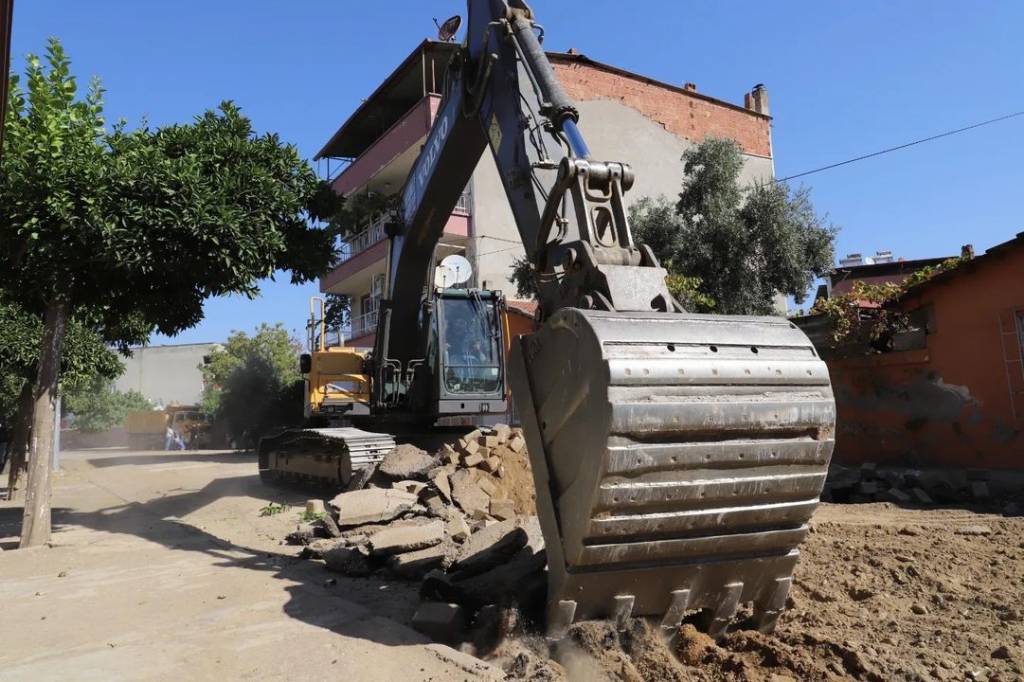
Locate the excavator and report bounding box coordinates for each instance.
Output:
[260,0,836,639]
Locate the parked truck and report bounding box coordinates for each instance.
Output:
[126,406,211,450]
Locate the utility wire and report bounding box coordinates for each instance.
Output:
[777,110,1024,183]
[475,243,526,259]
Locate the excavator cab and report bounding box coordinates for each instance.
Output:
[432,288,507,416]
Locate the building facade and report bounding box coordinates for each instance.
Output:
[802,234,1024,469]
[113,342,219,406]
[316,41,776,347]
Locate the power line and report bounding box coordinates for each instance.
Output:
[777,110,1024,183]
[474,243,525,259]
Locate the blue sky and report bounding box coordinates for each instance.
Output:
[11,1,1024,344]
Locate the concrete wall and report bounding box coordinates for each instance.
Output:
[113,343,219,406]
[467,98,775,301]
[827,245,1024,468]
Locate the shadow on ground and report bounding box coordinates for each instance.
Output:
[20,461,427,650]
[84,450,255,468]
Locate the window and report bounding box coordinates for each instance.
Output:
[440,296,502,394]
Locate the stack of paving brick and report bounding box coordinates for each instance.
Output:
[823,463,1022,514]
[287,425,546,644]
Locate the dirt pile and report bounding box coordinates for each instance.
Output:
[504,504,1022,682]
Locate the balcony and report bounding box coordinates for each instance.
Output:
[338,191,472,265]
[340,216,388,263]
[349,309,378,341]
[331,95,441,197]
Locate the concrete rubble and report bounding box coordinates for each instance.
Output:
[379,443,438,479]
[295,425,545,645]
[329,488,418,526]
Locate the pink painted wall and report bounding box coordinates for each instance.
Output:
[332,95,440,196]
[320,240,387,294]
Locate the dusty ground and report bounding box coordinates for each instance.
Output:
[2,449,1021,681]
[0,449,503,681]
[493,504,1024,682]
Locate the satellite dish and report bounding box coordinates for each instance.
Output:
[440,254,472,285]
[434,15,462,42]
[434,265,456,288]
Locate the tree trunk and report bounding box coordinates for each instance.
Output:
[19,298,70,548]
[4,380,34,501]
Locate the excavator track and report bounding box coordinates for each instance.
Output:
[257,427,395,487]
[509,308,835,639]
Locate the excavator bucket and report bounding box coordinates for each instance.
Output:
[508,308,835,639]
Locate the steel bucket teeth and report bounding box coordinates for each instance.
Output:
[508,309,835,639]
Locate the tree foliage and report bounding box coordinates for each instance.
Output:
[1,39,341,335]
[633,138,837,315]
[810,257,967,353]
[1,39,341,545]
[507,138,836,315]
[201,324,304,447]
[508,256,537,300]
[63,379,152,432]
[0,299,124,419]
[628,198,717,311]
[323,293,350,330]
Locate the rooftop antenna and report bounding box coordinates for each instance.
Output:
[434,14,461,42]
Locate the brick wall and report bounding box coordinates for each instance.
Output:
[552,61,772,158]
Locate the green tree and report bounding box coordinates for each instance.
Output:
[628,197,717,311]
[323,293,350,330]
[1,40,340,546]
[633,138,836,315]
[201,324,304,447]
[0,299,128,498]
[508,139,835,315]
[508,256,538,300]
[63,379,152,433]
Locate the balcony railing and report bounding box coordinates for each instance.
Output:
[349,309,379,340]
[453,191,470,214]
[339,217,387,263]
[337,191,471,264]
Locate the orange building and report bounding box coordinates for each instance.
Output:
[819,233,1024,469]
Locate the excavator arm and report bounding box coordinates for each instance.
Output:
[380,0,837,639]
[377,0,674,371]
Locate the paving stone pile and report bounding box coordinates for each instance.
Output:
[285,424,546,643]
[823,462,1023,514]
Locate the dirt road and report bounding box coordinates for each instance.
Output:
[0,449,502,681]
[2,449,1021,681]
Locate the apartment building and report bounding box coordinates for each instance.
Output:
[316,40,776,347]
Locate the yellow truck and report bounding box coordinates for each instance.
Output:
[126,406,211,450]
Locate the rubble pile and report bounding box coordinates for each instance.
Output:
[823,462,1023,514]
[287,424,546,644]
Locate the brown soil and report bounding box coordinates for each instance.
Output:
[490,446,537,516]
[492,502,1024,681]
